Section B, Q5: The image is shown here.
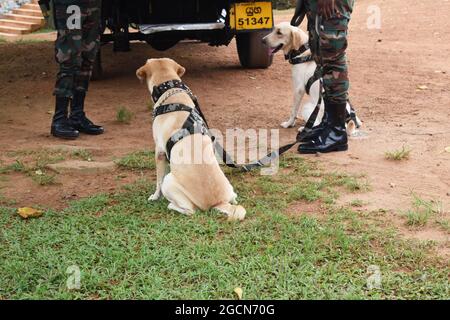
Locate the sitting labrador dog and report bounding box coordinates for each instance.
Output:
[262,22,362,134]
[136,58,246,221]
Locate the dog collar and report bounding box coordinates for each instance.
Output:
[152,80,197,104]
[285,43,313,65]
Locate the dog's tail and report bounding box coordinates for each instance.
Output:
[214,203,246,221]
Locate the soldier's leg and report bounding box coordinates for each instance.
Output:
[304,0,353,105]
[299,0,353,154]
[76,0,101,93]
[51,0,84,139]
[296,1,329,143]
[69,0,104,135]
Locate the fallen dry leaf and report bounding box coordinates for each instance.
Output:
[234,287,243,300]
[417,85,428,90]
[445,146,450,153]
[18,207,43,219]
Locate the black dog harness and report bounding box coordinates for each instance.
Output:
[285,43,321,96]
[152,81,212,161]
[152,80,281,171]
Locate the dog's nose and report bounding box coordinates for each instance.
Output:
[261,38,267,45]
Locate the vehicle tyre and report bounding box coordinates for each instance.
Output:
[236,30,273,69]
[91,49,103,81]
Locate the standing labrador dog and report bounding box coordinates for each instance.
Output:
[262,22,361,133]
[136,58,246,221]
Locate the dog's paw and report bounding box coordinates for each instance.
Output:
[148,192,161,202]
[227,205,246,222]
[281,121,295,129]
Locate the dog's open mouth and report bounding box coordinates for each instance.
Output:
[269,44,283,55]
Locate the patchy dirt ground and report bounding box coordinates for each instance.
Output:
[0,0,449,252]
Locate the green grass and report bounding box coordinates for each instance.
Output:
[0,194,16,206]
[436,219,450,233]
[115,151,155,171]
[0,148,67,186]
[72,149,93,162]
[116,107,133,124]
[0,156,448,299]
[350,199,365,208]
[404,194,442,228]
[0,37,51,46]
[0,160,26,174]
[32,27,54,34]
[0,161,56,186]
[385,146,411,161]
[31,170,57,186]
[13,38,51,44]
[0,147,108,187]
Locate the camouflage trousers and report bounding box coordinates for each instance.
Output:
[53,0,102,98]
[304,0,354,105]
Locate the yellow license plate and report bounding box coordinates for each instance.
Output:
[231,2,273,31]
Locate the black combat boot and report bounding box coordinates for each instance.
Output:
[51,97,80,139]
[297,107,330,143]
[69,90,104,135]
[298,102,348,154]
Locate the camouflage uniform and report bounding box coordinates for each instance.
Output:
[53,0,102,98]
[304,0,354,105]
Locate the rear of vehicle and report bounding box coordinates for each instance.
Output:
[97,0,274,75]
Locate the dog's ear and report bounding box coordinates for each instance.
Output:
[291,29,302,50]
[136,66,147,83]
[177,65,186,77]
[176,63,186,78]
[169,59,186,78]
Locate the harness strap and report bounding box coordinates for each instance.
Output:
[153,103,193,118]
[166,123,211,160]
[289,55,314,65]
[305,66,322,95]
[153,101,211,160]
[153,80,210,128]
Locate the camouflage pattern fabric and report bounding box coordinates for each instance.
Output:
[53,0,102,98]
[304,0,354,105]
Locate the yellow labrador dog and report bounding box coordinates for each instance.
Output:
[263,22,361,134]
[136,58,246,221]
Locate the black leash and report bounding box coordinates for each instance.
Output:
[152,81,282,172]
[249,14,326,162]
[291,0,306,27]
[152,76,324,172]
